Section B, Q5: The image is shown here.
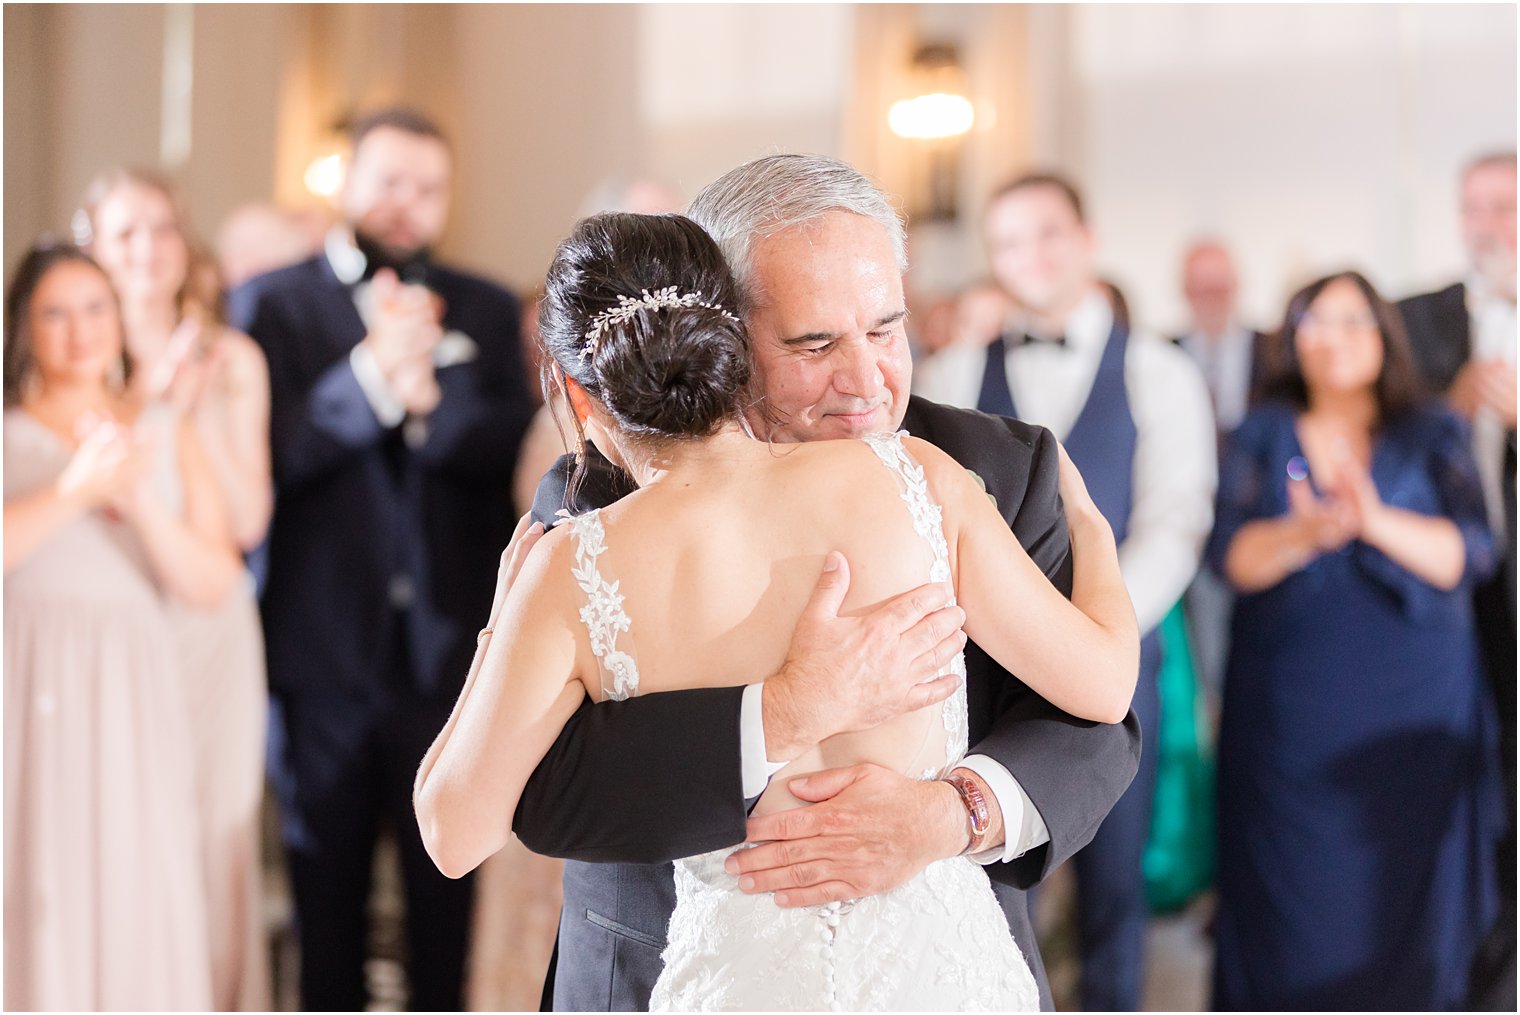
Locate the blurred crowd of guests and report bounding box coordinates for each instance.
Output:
[3,107,542,1012]
[2,91,1513,1014]
[911,154,1516,1011]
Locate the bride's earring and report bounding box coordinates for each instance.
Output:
[573,426,586,465]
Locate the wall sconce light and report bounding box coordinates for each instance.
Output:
[888,92,975,141]
[889,43,973,222]
[303,113,355,202]
[304,153,346,199]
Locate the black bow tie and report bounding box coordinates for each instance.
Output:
[352,230,434,287]
[1014,332,1067,349]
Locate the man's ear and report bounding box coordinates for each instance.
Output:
[1080,223,1099,261]
[563,374,594,424]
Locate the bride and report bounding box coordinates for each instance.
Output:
[414,212,1138,1011]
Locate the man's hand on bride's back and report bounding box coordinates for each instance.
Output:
[726,763,969,907]
[761,551,967,763]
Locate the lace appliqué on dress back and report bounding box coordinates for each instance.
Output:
[860,431,969,772]
[558,508,640,700]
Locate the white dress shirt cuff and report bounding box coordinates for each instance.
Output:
[739,683,788,799]
[349,344,407,429]
[954,753,1051,865]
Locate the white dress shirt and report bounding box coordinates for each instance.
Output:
[1179,322,1257,433]
[914,288,1217,636]
[328,228,410,431]
[1466,275,1517,546]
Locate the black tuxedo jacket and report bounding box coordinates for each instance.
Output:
[1399,281,1516,700]
[1399,283,1475,391]
[228,254,533,707]
[514,395,1142,1011]
[1399,281,1516,556]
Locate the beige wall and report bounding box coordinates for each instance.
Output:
[1027,4,1517,333]
[9,3,1506,322]
[446,4,644,290]
[7,4,940,293]
[637,4,852,200]
[448,3,880,289]
[5,4,164,275]
[4,4,296,276]
[182,5,302,234]
[4,4,54,274]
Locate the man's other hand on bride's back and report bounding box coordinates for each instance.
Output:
[728,763,979,908]
[760,551,967,765]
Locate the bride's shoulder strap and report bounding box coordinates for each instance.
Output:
[859,433,967,771]
[559,508,641,701]
[858,430,951,585]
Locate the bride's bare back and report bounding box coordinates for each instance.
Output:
[544,432,962,815]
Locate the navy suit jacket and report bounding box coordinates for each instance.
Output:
[228,254,533,707]
[515,396,1142,1011]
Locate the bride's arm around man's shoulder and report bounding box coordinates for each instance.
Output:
[415,514,586,880]
[906,434,1139,726]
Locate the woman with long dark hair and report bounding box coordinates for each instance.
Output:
[1209,271,1502,1010]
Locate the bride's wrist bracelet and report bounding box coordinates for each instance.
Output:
[946,772,990,855]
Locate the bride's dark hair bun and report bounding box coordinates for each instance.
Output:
[539,213,751,441]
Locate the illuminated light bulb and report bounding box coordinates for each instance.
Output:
[304,153,346,198]
[887,93,975,140]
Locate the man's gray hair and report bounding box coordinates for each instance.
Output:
[685,154,908,311]
[1463,149,1517,180]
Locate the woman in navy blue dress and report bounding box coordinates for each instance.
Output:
[1209,271,1502,1010]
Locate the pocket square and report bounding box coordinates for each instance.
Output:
[434,331,479,368]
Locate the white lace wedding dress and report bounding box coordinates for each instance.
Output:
[561,432,1040,1012]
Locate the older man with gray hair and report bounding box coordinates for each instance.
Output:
[511,153,1140,1011]
[1400,150,1517,1011]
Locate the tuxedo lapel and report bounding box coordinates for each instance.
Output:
[1435,282,1473,380]
[1247,330,1273,406]
[901,397,1017,526]
[311,255,370,353]
[1399,282,1472,391]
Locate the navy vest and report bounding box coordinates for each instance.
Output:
[978,320,1161,721]
[977,324,1138,542]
